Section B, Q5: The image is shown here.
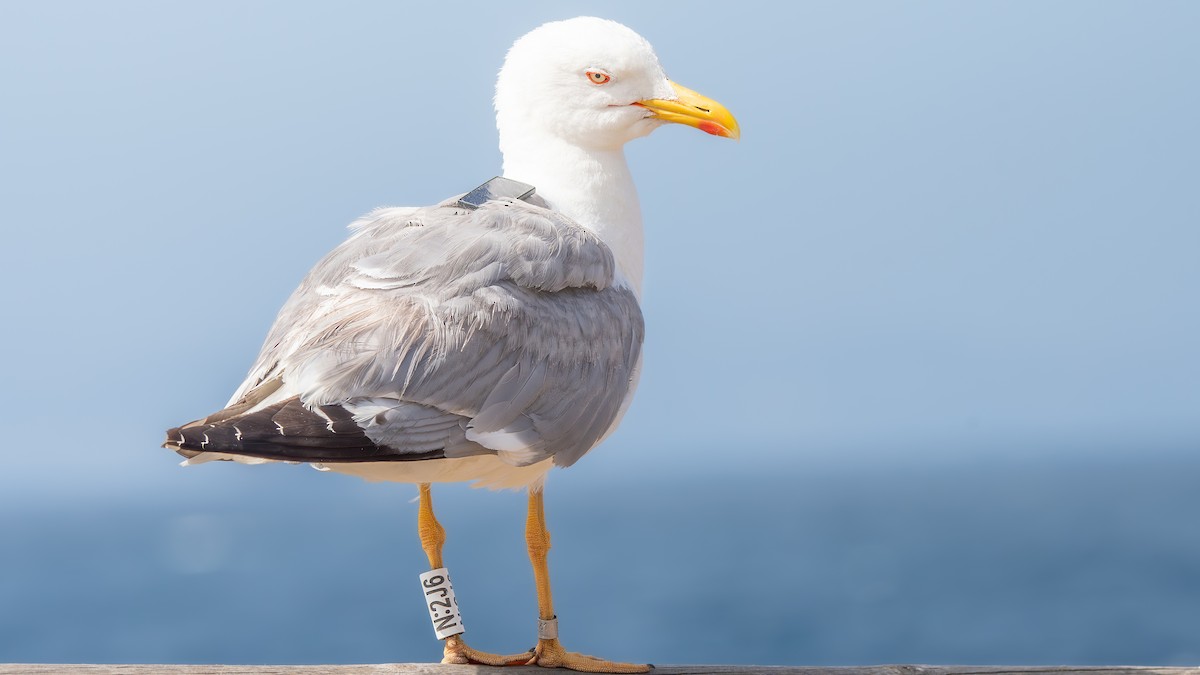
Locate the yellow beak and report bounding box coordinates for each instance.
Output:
[636,81,740,140]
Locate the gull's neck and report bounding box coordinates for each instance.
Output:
[501,134,644,297]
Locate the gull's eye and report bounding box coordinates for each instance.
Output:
[586,70,612,85]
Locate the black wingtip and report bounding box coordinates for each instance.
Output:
[162,398,449,464]
[162,427,196,456]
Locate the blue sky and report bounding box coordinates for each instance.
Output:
[1,1,1197,501]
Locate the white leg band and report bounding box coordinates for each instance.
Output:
[419,567,466,639]
[538,616,559,640]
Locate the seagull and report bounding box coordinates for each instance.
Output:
[164,16,738,673]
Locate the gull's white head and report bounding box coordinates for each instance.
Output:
[495,17,739,152]
[494,17,739,296]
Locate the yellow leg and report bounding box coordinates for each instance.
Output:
[417,483,533,667]
[524,486,651,673]
[417,483,446,568]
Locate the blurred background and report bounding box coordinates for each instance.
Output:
[2,0,1198,667]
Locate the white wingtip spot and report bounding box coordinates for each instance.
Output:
[312,406,337,433]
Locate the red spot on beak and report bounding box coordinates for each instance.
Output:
[698,121,730,137]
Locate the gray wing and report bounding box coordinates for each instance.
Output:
[171,197,643,469]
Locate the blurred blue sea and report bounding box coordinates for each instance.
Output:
[4,447,1198,666]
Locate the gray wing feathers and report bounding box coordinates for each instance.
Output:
[342,398,487,459]
[228,198,643,468]
[347,203,614,294]
[472,360,548,431]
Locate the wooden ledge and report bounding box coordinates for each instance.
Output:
[1,666,1196,675]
